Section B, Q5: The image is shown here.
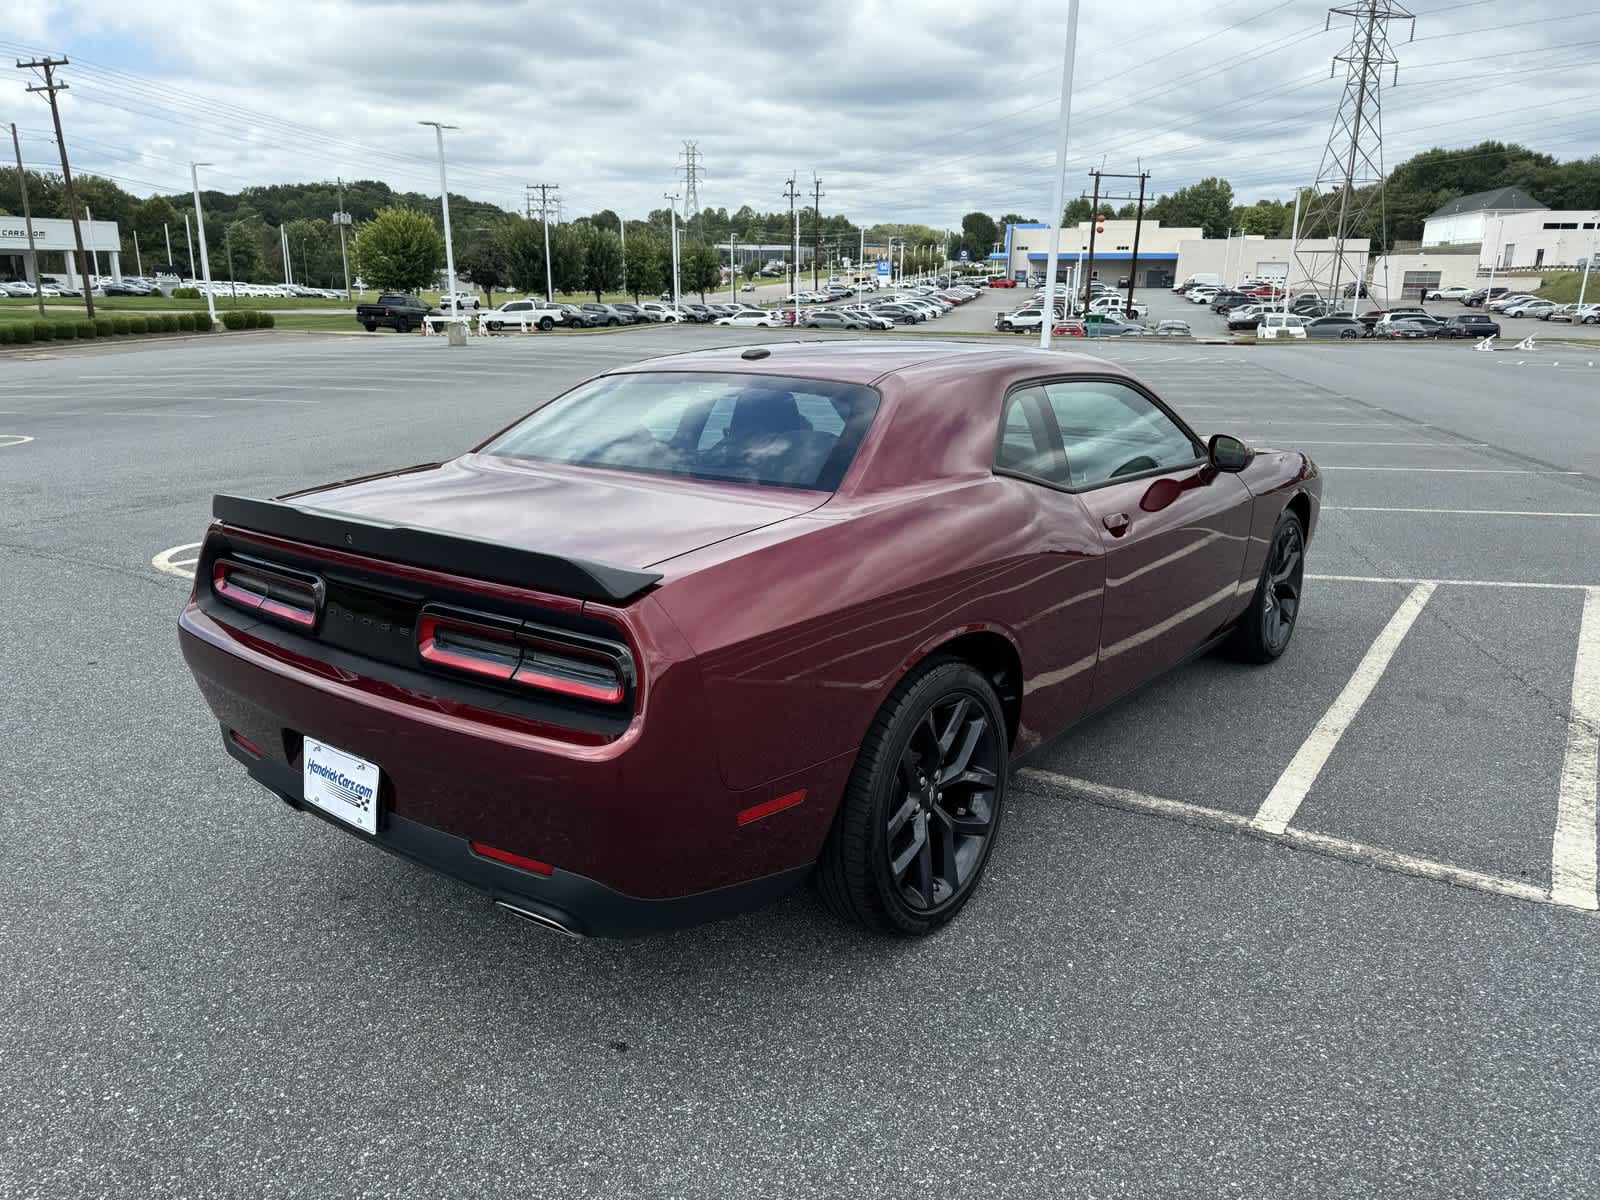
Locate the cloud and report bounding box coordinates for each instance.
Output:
[5,0,1595,225]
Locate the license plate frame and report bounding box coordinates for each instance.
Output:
[302,738,381,835]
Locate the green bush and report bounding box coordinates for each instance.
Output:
[172,286,202,299]
[10,324,32,345]
[76,320,97,339]
[32,321,54,341]
[222,310,248,330]
[258,311,276,329]
[112,316,132,335]
[0,325,13,345]
[95,317,114,337]
[54,321,77,340]
[193,314,214,332]
[162,314,181,333]
[245,309,264,329]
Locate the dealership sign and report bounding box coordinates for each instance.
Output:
[0,218,119,252]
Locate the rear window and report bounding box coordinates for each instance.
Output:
[482,372,881,492]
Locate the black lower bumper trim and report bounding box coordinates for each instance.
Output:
[223,729,810,937]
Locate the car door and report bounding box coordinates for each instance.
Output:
[1036,377,1253,710]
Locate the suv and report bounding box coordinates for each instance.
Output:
[1442,313,1501,338]
[1463,286,1510,307]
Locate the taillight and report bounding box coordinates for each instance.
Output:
[212,558,322,630]
[417,606,632,705]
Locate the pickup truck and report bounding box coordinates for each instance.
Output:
[356,294,433,333]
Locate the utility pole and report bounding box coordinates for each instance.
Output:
[419,120,462,328]
[133,232,143,278]
[679,141,703,221]
[1125,169,1148,313]
[18,56,95,316]
[9,122,45,316]
[783,175,800,308]
[727,233,738,304]
[334,177,352,300]
[164,223,173,272]
[527,183,559,301]
[184,212,195,280]
[224,224,238,303]
[1579,212,1597,308]
[619,217,627,297]
[1040,0,1081,350]
[664,192,682,310]
[1081,170,1102,312]
[811,175,825,290]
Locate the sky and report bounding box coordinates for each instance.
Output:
[3,0,1596,227]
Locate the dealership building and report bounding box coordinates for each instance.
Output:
[0,215,126,286]
[991,220,1369,292]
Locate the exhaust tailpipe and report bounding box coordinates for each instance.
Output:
[493,900,584,939]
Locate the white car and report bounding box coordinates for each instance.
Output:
[714,311,776,327]
[478,299,565,332]
[637,301,683,323]
[1425,285,1473,302]
[1503,299,1555,318]
[1188,288,1220,304]
[1486,293,1535,312]
[439,290,480,311]
[1257,312,1308,340]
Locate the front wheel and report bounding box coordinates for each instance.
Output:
[538,317,554,331]
[487,320,503,332]
[819,659,1008,935]
[1340,329,1358,339]
[394,318,410,333]
[1229,510,1305,664]
[607,317,620,326]
[362,322,377,332]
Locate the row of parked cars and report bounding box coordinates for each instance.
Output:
[994,282,1188,337]
[1423,285,1598,323]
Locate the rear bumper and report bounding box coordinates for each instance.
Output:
[224,732,809,937]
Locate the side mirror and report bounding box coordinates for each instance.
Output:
[1208,433,1252,473]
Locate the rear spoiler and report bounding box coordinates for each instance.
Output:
[211,494,662,605]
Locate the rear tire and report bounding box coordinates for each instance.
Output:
[539,317,554,331]
[395,318,409,333]
[1229,509,1306,664]
[487,320,503,332]
[363,322,377,332]
[818,658,1008,936]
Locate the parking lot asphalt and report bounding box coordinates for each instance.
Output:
[4,329,1600,1198]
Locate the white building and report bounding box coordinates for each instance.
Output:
[1174,235,1370,293]
[0,216,125,287]
[1420,187,1545,247]
[992,220,1202,289]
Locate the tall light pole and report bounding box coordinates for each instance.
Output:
[419,120,462,327]
[334,177,352,300]
[727,232,740,304]
[190,161,219,329]
[1579,213,1597,309]
[1483,216,1504,314]
[664,192,681,310]
[183,211,195,280]
[8,122,45,316]
[1041,2,1082,348]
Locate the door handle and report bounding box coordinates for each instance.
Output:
[1103,512,1130,536]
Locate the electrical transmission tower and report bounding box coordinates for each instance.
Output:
[1292,0,1414,307]
[679,141,704,221]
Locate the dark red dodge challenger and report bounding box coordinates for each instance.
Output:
[179,342,1320,937]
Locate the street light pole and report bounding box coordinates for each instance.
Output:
[664,192,681,311]
[419,121,462,331]
[189,161,219,329]
[1579,213,1598,309]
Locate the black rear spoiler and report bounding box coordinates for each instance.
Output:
[211,494,662,605]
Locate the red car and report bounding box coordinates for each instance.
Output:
[991,278,1018,288]
[179,343,1321,937]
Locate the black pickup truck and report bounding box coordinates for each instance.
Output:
[355,294,433,333]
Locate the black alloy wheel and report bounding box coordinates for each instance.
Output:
[394,318,409,333]
[1341,329,1358,339]
[819,659,1009,935]
[1231,511,1306,663]
[539,317,554,331]
[487,320,503,332]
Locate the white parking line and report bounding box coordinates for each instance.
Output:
[1019,768,1551,907]
[1326,506,1600,518]
[1257,440,1489,447]
[1251,582,1436,835]
[152,542,202,579]
[1311,573,1600,591]
[1552,588,1600,910]
[1321,466,1582,474]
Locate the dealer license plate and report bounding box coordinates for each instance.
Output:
[302,739,380,835]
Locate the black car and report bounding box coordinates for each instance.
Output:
[871,303,921,324]
[680,303,715,323]
[1381,319,1435,340]
[1211,293,1255,314]
[559,303,606,328]
[1462,286,1510,308]
[1305,315,1365,339]
[1442,313,1501,338]
[609,303,646,324]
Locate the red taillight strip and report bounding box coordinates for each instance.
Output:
[736,789,807,827]
[416,614,519,681]
[470,841,555,876]
[212,559,320,629]
[417,607,630,705]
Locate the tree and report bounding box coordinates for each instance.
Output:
[131,196,181,269]
[1148,178,1234,239]
[549,223,586,295]
[997,213,1035,226]
[960,212,999,260]
[624,230,665,301]
[582,227,623,300]
[681,241,721,300]
[457,222,511,304]
[223,219,264,284]
[502,217,546,294]
[351,206,444,293]
[1062,197,1093,225]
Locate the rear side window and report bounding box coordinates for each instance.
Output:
[482,372,880,492]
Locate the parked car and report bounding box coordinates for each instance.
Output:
[1376,313,1446,336]
[1382,319,1437,340]
[1256,313,1308,340]
[559,304,606,328]
[1154,320,1191,337]
[1211,293,1255,314]
[1188,288,1220,304]
[800,310,871,330]
[874,304,924,325]
[1425,285,1473,301]
[1550,303,1600,324]
[1442,313,1501,338]
[990,277,1017,288]
[1486,293,1536,313]
[714,311,777,327]
[610,303,647,324]
[479,299,565,332]
[179,343,1322,936]
[579,303,633,326]
[1305,315,1365,340]
[439,291,481,312]
[1462,286,1511,307]
[1174,273,1223,293]
[740,282,756,293]
[1504,299,1556,319]
[356,294,432,333]
[1087,295,1148,319]
[1226,305,1269,331]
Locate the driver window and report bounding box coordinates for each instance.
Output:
[1041,381,1200,488]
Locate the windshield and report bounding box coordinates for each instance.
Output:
[481,371,881,491]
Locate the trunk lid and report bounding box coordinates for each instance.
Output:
[289,454,826,570]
